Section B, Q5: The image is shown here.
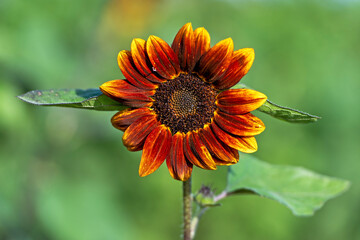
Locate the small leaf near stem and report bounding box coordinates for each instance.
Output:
[191,155,349,236]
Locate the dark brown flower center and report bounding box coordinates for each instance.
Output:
[152,73,217,134]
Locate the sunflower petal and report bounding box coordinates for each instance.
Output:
[193,27,210,65]
[100,79,154,102]
[213,48,255,89]
[123,115,159,152]
[146,35,180,79]
[183,131,216,170]
[214,111,265,136]
[139,125,172,177]
[197,38,234,83]
[117,50,158,89]
[122,101,153,108]
[216,89,267,115]
[131,38,166,83]
[111,108,155,131]
[211,122,258,153]
[213,157,237,166]
[172,23,195,72]
[166,132,193,181]
[199,124,239,164]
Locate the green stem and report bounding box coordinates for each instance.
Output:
[183,177,192,240]
[191,190,231,238]
[186,185,253,238]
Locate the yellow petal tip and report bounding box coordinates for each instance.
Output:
[222,37,234,44]
[184,22,192,28]
[131,38,145,47]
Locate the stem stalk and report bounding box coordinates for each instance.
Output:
[183,177,192,240]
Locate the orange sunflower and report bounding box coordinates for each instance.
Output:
[100,23,267,181]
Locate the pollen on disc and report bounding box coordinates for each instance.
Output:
[152,73,217,134]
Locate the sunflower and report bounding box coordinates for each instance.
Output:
[100,23,267,181]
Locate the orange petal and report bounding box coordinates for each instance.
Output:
[100,79,154,107]
[213,48,255,89]
[166,132,193,181]
[213,157,237,166]
[216,89,267,115]
[146,35,180,79]
[214,111,265,136]
[122,115,159,152]
[117,50,158,90]
[171,23,195,72]
[198,124,239,164]
[131,38,166,83]
[196,38,234,83]
[193,27,210,66]
[139,125,172,177]
[111,108,155,131]
[183,131,216,170]
[211,122,258,153]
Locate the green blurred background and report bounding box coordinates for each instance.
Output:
[1,0,359,239]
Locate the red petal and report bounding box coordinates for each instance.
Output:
[211,122,258,153]
[117,50,158,90]
[196,38,234,83]
[120,101,153,108]
[100,79,154,107]
[171,23,195,72]
[183,131,216,170]
[214,111,265,136]
[198,124,239,164]
[146,35,180,79]
[122,115,159,152]
[131,38,166,83]
[166,132,193,181]
[216,89,267,115]
[193,27,210,66]
[139,125,172,177]
[111,108,155,131]
[213,48,255,89]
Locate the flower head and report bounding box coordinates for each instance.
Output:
[100,23,267,181]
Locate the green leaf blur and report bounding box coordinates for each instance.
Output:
[18,89,126,111]
[1,0,359,239]
[227,154,349,216]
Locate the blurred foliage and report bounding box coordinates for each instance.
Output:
[1,0,359,239]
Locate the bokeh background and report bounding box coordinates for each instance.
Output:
[1,0,359,239]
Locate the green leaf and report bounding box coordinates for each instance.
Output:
[257,100,320,123]
[233,83,320,123]
[18,89,126,111]
[227,154,350,216]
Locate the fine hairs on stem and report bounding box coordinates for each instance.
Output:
[183,177,192,240]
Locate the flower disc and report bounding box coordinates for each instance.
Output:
[152,73,217,134]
